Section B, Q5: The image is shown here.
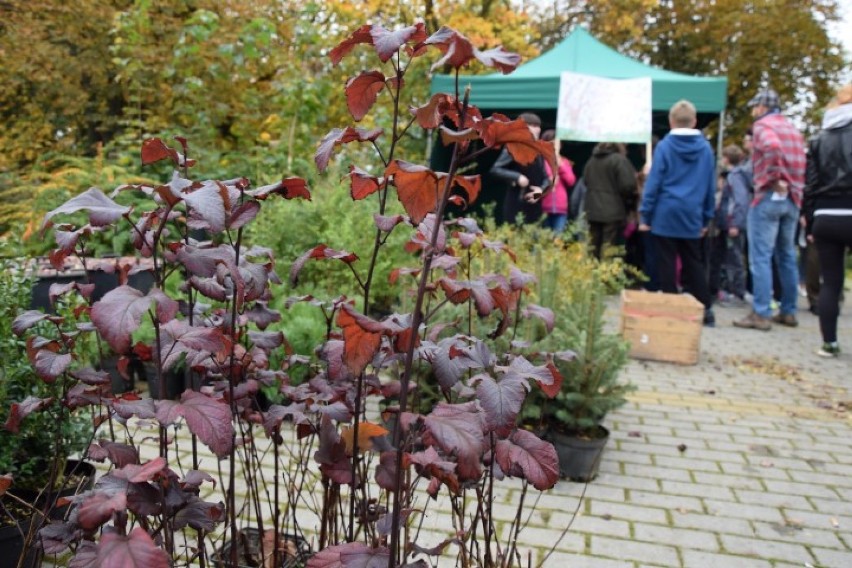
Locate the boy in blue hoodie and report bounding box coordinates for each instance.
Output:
[639,99,717,326]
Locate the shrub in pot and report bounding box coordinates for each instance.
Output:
[7,20,577,568]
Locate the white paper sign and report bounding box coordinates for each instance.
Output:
[556,72,652,143]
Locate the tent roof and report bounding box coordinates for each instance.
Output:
[430,27,728,113]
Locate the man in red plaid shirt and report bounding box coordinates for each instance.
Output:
[734,88,807,331]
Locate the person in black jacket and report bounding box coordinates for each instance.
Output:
[583,142,637,259]
[803,84,852,357]
[489,112,550,225]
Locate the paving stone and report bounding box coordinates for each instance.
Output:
[809,496,852,517]
[590,501,668,524]
[539,552,634,568]
[787,468,852,488]
[718,534,814,564]
[632,524,719,552]
[718,460,792,480]
[553,512,631,538]
[590,536,680,567]
[733,488,811,510]
[810,546,852,567]
[622,463,692,483]
[763,479,841,499]
[669,511,753,535]
[653,454,722,473]
[691,471,765,491]
[594,473,661,492]
[680,550,772,568]
[703,499,786,524]
[661,480,735,501]
[627,490,702,512]
[751,520,845,549]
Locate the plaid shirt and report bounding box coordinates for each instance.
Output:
[751,112,806,206]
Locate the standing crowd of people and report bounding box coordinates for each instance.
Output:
[490,84,852,357]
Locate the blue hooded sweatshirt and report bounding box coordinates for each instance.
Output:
[639,129,716,238]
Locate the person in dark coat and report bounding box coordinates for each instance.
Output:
[582,142,637,258]
[802,83,852,357]
[489,112,550,225]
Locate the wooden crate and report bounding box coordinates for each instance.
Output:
[620,290,704,365]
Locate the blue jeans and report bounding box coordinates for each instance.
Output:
[544,213,567,233]
[747,194,800,318]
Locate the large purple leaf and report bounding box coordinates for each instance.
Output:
[172,496,224,531]
[227,200,261,230]
[78,492,128,530]
[34,349,73,382]
[371,23,427,61]
[174,244,234,278]
[42,187,131,229]
[183,180,230,233]
[494,429,559,491]
[307,542,389,568]
[473,373,527,437]
[179,391,234,458]
[111,397,157,420]
[501,356,553,386]
[90,286,152,353]
[96,527,170,568]
[12,310,50,336]
[112,457,167,483]
[423,402,485,481]
[158,319,228,371]
[522,304,555,333]
[71,367,112,386]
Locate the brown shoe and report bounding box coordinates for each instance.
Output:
[733,312,772,331]
[771,313,799,327]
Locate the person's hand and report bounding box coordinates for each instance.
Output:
[516,174,529,188]
[728,227,739,238]
[523,186,543,203]
[638,223,651,232]
[700,227,708,238]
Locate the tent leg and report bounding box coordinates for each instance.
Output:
[716,110,726,169]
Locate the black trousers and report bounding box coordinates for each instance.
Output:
[652,234,713,309]
[813,214,852,343]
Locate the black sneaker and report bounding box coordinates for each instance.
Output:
[816,343,840,358]
[703,308,716,328]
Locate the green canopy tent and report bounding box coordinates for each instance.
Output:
[429,28,728,223]
[430,27,728,116]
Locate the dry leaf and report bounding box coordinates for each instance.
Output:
[0,474,12,497]
[760,460,774,468]
[341,421,389,455]
[627,431,641,438]
[831,517,840,528]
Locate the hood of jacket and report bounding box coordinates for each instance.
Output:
[664,129,708,162]
[822,103,852,130]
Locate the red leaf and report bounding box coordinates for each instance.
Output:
[96,527,170,568]
[541,362,564,399]
[371,23,427,62]
[172,496,224,531]
[0,474,12,497]
[315,127,383,173]
[78,492,127,530]
[421,27,476,71]
[90,286,153,354]
[349,166,382,200]
[423,402,485,480]
[4,396,52,433]
[451,174,481,209]
[158,319,229,371]
[411,93,456,130]
[179,391,234,458]
[474,374,528,437]
[227,201,261,230]
[374,213,405,232]
[346,71,386,121]
[141,138,180,166]
[112,457,167,483]
[475,46,522,74]
[42,188,130,230]
[480,118,557,170]
[328,24,374,66]
[508,267,535,291]
[248,177,311,201]
[522,304,555,333]
[183,180,231,233]
[34,349,73,382]
[336,303,382,376]
[12,310,50,336]
[289,244,359,287]
[386,160,447,225]
[494,429,559,490]
[340,421,389,455]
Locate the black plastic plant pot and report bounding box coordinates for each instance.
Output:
[548,425,610,482]
[0,518,36,568]
[213,528,311,568]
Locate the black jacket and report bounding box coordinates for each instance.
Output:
[803,103,852,230]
